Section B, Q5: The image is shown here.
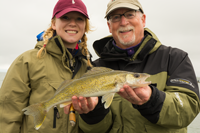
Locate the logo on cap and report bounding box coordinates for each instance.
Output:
[72,0,75,4]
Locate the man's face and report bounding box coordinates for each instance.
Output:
[107,8,146,49]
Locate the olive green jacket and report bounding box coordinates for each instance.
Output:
[0,36,88,133]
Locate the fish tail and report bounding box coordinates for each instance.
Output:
[22,102,47,130]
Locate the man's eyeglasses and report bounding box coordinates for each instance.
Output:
[107,10,139,23]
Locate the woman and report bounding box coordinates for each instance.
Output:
[0,0,96,132]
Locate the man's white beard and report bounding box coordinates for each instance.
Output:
[117,26,135,46]
[119,34,135,46]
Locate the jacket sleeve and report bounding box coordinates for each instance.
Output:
[132,84,166,123]
[134,50,200,128]
[157,52,200,128]
[0,54,31,133]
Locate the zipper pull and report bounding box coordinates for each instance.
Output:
[55,106,60,119]
[53,106,60,128]
[70,59,74,67]
[70,59,74,72]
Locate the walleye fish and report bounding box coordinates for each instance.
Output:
[22,67,151,130]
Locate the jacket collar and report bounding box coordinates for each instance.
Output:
[93,28,161,62]
[35,35,89,61]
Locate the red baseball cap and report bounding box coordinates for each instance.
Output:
[52,0,89,19]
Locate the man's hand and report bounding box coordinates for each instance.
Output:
[64,96,98,114]
[117,85,152,105]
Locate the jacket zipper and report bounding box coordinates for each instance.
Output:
[53,105,60,128]
[70,59,75,73]
[53,57,81,128]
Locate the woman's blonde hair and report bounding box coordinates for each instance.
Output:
[37,17,93,67]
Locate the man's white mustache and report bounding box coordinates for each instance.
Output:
[118,26,134,33]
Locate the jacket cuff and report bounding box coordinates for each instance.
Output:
[132,84,166,123]
[80,96,109,124]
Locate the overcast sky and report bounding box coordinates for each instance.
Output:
[0,0,200,77]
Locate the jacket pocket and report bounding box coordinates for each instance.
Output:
[48,81,61,91]
[24,81,65,133]
[47,81,64,117]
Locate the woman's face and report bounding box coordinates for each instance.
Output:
[52,11,86,48]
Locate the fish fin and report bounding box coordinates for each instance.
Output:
[54,80,73,96]
[102,93,115,109]
[81,67,113,78]
[60,101,72,108]
[22,102,47,130]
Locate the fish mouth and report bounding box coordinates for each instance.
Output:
[127,74,151,88]
[140,74,151,85]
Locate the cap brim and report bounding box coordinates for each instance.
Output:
[55,8,89,19]
[105,3,139,18]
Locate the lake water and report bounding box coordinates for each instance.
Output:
[0,72,200,132]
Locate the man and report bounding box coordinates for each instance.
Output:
[65,0,200,132]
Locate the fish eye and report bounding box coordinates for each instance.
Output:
[134,74,140,78]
